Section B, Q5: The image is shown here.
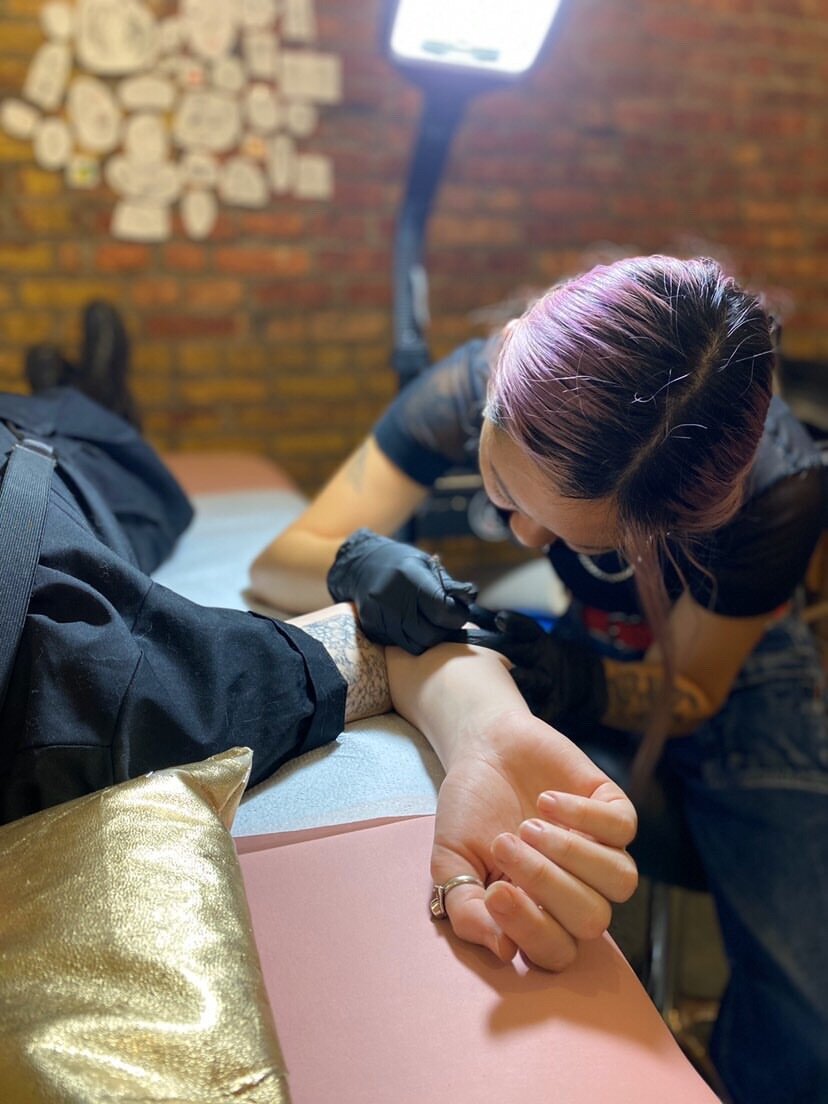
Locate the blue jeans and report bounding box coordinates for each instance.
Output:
[565,613,828,1104]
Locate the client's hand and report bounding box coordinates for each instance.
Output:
[432,710,638,970]
[385,644,638,972]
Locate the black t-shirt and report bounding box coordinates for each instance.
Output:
[374,340,825,618]
[0,389,347,824]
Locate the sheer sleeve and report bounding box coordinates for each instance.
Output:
[687,467,825,616]
[373,337,495,486]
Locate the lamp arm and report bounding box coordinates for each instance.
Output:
[392,89,468,389]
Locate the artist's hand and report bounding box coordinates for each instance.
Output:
[431,710,637,970]
[327,528,477,655]
[464,610,609,725]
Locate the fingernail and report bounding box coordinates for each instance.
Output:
[538,792,558,814]
[487,935,505,958]
[488,888,516,916]
[493,833,519,862]
[521,818,546,838]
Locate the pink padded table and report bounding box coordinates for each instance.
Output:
[239,816,718,1104]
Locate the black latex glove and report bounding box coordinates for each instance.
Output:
[462,609,609,726]
[327,528,478,655]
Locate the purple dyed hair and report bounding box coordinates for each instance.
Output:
[487,255,775,778]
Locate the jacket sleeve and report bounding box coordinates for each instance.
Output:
[117,583,347,786]
[0,490,346,824]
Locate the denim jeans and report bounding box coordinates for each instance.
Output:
[563,612,828,1104]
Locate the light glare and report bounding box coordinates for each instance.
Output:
[390,0,562,76]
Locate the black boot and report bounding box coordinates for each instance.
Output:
[76,300,141,429]
[25,343,75,394]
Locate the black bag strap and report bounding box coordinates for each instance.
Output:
[0,438,56,703]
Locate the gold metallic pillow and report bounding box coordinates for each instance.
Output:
[0,747,289,1103]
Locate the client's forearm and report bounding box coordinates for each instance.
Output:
[288,603,391,722]
[287,610,529,754]
[385,643,523,768]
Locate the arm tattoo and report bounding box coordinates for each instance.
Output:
[345,441,369,492]
[296,610,391,722]
[603,661,711,736]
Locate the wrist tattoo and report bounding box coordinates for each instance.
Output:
[298,610,391,722]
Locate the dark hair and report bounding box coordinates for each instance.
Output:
[487,255,775,779]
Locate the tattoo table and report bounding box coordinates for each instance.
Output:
[156,451,718,1103]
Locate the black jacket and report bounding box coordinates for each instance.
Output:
[0,389,345,824]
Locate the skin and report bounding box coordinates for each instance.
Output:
[386,642,637,970]
[290,602,638,970]
[250,437,428,613]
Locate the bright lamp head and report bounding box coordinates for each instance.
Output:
[388,0,563,79]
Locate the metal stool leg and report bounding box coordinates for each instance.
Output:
[645,880,683,1021]
[643,880,729,1099]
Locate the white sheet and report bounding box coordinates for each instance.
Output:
[152,489,307,612]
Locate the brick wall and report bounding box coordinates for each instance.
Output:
[0,0,826,504]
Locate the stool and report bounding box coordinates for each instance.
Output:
[577,729,711,1024]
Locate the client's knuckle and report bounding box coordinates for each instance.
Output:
[577,896,612,941]
[530,936,578,973]
[612,856,639,902]
[619,807,638,845]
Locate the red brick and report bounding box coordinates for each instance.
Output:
[264,317,309,342]
[309,311,388,343]
[132,344,173,375]
[0,20,42,52]
[19,279,117,308]
[179,377,268,406]
[184,279,244,311]
[162,243,207,272]
[0,310,55,343]
[0,135,32,169]
[177,343,224,375]
[3,0,50,13]
[214,246,311,277]
[145,314,241,339]
[95,243,152,273]
[236,211,308,238]
[305,212,373,242]
[57,244,85,273]
[14,203,74,237]
[316,248,388,275]
[132,374,173,407]
[0,56,28,87]
[252,281,336,309]
[273,375,360,400]
[131,278,181,309]
[344,279,391,308]
[0,243,54,272]
[17,168,63,197]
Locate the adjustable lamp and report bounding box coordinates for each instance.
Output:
[385,0,563,390]
[384,0,563,540]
